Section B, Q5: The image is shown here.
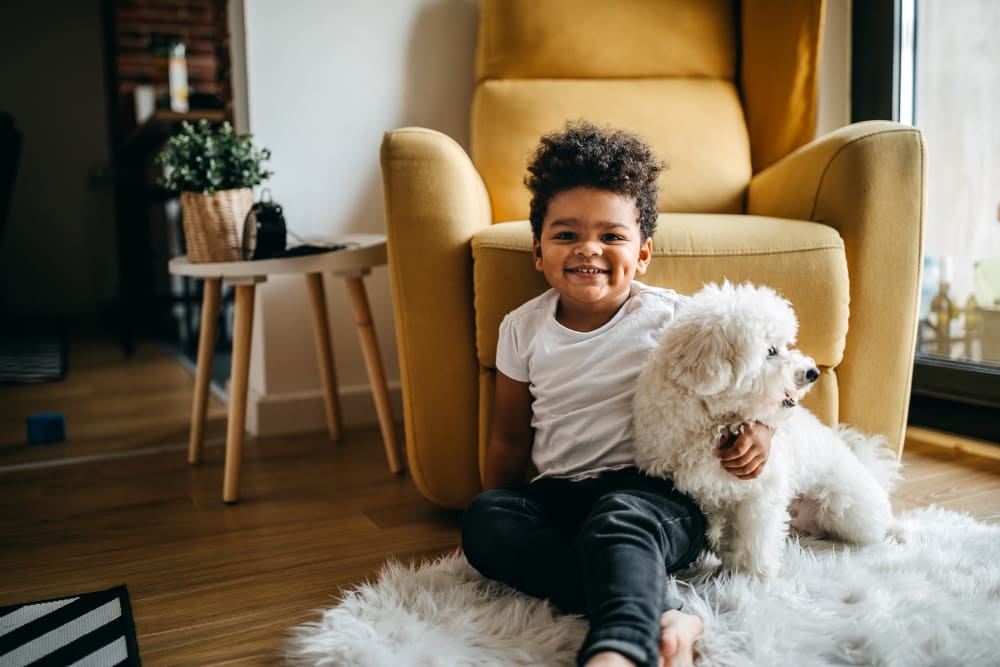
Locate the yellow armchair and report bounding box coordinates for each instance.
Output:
[381,0,924,509]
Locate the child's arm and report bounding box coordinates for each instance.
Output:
[483,371,534,490]
[717,421,774,480]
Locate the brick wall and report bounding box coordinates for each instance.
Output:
[107,0,231,126]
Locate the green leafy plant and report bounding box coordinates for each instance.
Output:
[156,120,273,194]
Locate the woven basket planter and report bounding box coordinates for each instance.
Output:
[180,188,254,263]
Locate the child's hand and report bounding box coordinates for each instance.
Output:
[717,422,773,480]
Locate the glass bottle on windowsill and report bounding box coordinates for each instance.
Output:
[929,256,961,357]
[964,294,982,361]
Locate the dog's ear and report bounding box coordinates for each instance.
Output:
[658,318,736,396]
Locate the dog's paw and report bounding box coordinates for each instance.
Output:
[706,520,725,552]
[749,561,779,581]
[886,520,908,544]
[720,550,779,581]
[730,563,778,582]
[788,497,822,535]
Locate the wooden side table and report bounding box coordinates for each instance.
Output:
[168,234,403,503]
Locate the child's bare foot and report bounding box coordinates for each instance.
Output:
[658,609,703,667]
[584,651,636,667]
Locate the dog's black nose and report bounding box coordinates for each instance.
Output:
[805,367,819,383]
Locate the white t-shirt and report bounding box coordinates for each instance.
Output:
[496,281,682,480]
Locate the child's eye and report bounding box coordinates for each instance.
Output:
[601,233,626,242]
[553,232,575,241]
[767,346,778,357]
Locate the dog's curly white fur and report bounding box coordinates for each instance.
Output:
[633,282,900,579]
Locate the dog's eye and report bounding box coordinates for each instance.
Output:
[767,346,778,357]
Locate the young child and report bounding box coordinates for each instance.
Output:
[461,121,773,667]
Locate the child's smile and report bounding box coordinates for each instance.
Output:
[534,187,653,330]
[565,263,610,279]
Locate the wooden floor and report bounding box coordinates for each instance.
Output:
[1,339,998,665]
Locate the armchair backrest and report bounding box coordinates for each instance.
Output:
[470,0,825,223]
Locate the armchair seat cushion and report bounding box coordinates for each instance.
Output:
[472,215,849,425]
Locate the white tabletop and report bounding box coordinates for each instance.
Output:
[168,233,387,279]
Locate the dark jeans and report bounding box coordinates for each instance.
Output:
[461,467,707,667]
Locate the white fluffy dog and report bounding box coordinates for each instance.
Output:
[633,282,900,579]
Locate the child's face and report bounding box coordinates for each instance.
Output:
[533,186,652,314]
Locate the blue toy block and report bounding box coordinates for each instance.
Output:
[27,412,66,445]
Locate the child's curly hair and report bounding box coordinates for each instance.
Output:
[525,120,663,240]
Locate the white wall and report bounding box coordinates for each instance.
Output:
[240,0,479,433]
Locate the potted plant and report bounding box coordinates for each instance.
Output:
[157,120,273,262]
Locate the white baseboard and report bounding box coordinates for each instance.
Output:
[243,382,404,437]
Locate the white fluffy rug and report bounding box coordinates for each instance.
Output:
[287,507,1000,666]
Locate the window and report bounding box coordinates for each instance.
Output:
[853,0,1000,442]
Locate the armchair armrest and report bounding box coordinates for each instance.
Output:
[748,120,926,455]
[381,128,493,508]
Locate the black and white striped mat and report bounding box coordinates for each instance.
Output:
[0,585,141,666]
[0,335,67,385]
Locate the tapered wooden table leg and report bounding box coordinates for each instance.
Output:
[305,272,343,441]
[344,275,403,474]
[223,283,256,503]
[189,277,221,464]
[167,235,392,503]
